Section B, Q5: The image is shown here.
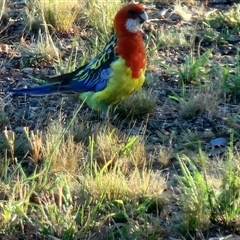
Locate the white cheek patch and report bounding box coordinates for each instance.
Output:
[125,18,141,33]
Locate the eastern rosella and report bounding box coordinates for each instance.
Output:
[8,4,148,117]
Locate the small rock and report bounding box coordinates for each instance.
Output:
[227,35,240,44]
[210,137,227,147]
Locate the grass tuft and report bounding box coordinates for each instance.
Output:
[19,32,60,67]
[116,89,156,118]
[26,0,82,33]
[177,50,212,84]
[85,0,122,37]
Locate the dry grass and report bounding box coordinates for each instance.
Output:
[35,123,86,174]
[116,89,156,118]
[26,0,82,33]
[173,3,193,21]
[0,0,5,22]
[84,167,166,201]
[18,31,60,66]
[0,119,167,238]
[140,0,195,5]
[176,87,221,120]
[155,145,174,167]
[150,26,191,50]
[85,0,122,36]
[89,122,149,170]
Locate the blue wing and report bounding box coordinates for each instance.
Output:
[48,34,119,93]
[69,34,118,92]
[71,67,113,92]
[8,34,119,95]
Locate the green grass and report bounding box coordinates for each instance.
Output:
[177,133,240,237]
[205,4,240,32]
[177,50,212,84]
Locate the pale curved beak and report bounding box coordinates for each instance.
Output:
[139,11,148,24]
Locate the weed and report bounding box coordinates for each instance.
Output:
[177,50,212,84]
[215,55,240,103]
[170,83,220,120]
[177,153,215,236]
[0,97,9,126]
[197,23,220,44]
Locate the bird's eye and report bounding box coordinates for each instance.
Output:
[127,10,136,15]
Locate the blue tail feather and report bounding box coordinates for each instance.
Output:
[8,83,73,95]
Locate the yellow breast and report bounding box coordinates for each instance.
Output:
[81,58,145,112]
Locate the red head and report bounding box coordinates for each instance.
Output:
[113,4,148,78]
[114,4,148,36]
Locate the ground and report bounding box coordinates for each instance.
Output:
[1,0,240,239]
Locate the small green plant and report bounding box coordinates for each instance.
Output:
[177,152,216,236]
[177,50,212,84]
[180,130,214,153]
[205,11,228,29]
[197,23,220,44]
[216,134,240,229]
[105,198,165,239]
[170,90,201,120]
[216,57,240,103]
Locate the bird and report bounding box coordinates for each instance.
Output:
[8,3,148,118]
